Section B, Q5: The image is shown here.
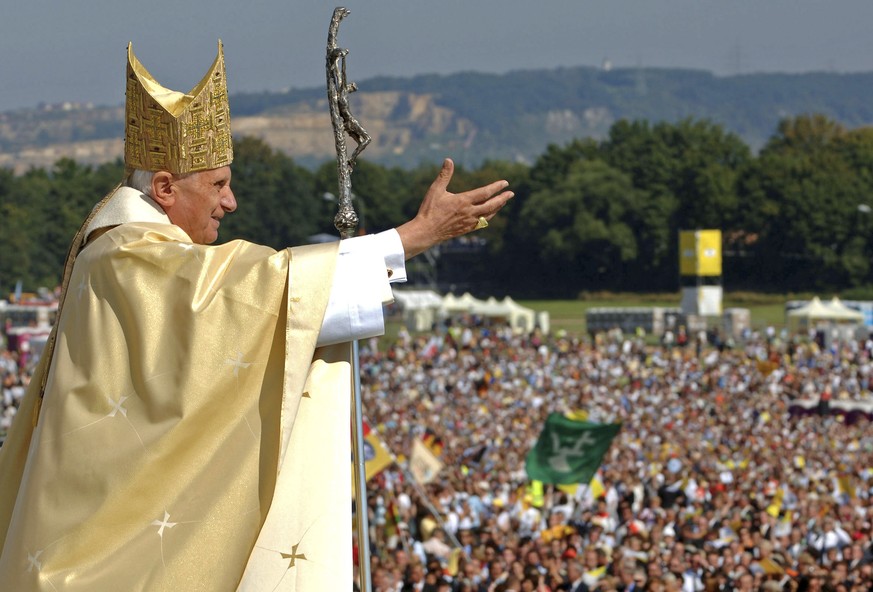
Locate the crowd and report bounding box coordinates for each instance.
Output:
[357,320,873,592]
[0,348,28,435]
[2,315,872,591]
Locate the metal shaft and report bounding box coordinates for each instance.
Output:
[326,7,371,591]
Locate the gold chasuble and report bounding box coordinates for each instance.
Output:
[0,220,355,589]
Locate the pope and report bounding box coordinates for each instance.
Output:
[0,41,512,590]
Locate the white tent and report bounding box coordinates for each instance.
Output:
[440,293,540,333]
[787,296,864,332]
[393,289,444,332]
[393,289,443,311]
[787,297,828,321]
[437,292,476,315]
[826,297,865,321]
[498,296,539,333]
[472,296,509,318]
[394,291,543,334]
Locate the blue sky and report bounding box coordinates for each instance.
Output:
[1,0,872,112]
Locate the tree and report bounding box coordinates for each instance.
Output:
[527,139,599,194]
[219,136,318,248]
[0,168,32,296]
[600,118,751,288]
[519,159,644,294]
[738,115,873,289]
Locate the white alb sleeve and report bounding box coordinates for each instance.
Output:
[316,229,407,347]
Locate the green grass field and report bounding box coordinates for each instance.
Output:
[517,294,789,336]
[384,293,793,340]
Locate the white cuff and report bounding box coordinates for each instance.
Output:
[361,229,407,284]
[316,230,407,347]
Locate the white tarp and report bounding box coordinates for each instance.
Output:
[394,291,543,333]
[393,290,444,310]
[826,297,865,321]
[787,296,864,331]
[393,290,444,332]
[442,293,539,333]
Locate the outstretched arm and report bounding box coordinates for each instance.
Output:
[396,158,514,260]
[319,158,512,344]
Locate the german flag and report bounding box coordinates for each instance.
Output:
[422,427,444,457]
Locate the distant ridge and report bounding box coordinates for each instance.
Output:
[2,65,873,172]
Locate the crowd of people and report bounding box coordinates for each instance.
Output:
[0,348,28,435]
[357,319,873,592]
[2,314,872,591]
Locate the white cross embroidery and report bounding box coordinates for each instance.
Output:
[225,352,251,378]
[151,511,177,538]
[76,277,89,300]
[106,395,129,418]
[172,242,203,264]
[26,549,42,573]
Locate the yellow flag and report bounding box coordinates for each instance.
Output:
[352,424,394,496]
[410,439,444,485]
[766,488,784,518]
[837,475,856,499]
[590,474,605,499]
[364,432,394,481]
[530,480,545,508]
[565,409,589,421]
[557,483,579,495]
[759,557,785,575]
[586,565,607,582]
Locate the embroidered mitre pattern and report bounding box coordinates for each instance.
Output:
[125,41,233,174]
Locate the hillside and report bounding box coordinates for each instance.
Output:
[2,65,873,172]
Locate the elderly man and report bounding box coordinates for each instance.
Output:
[0,42,512,591]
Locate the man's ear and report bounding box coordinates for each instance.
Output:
[151,171,176,209]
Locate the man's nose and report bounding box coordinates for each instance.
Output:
[221,187,237,212]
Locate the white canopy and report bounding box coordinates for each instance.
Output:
[395,290,542,333]
[393,290,444,331]
[825,297,865,321]
[787,296,832,319]
[393,289,444,311]
[441,292,480,313]
[444,293,538,333]
[787,296,864,328]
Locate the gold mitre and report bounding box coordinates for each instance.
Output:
[124,41,233,174]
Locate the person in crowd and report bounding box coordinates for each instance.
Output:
[360,322,873,592]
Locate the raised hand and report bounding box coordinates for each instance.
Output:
[396,158,514,259]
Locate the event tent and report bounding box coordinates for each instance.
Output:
[393,290,543,333]
[825,297,865,321]
[787,296,864,335]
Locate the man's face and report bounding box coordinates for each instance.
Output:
[167,166,236,244]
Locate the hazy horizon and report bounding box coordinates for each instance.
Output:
[2,0,872,112]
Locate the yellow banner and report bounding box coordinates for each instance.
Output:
[352,429,394,496]
[364,432,394,481]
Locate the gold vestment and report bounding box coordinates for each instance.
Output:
[0,221,354,590]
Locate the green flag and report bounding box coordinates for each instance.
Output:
[525,413,621,485]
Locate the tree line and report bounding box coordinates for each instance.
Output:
[2,114,873,299]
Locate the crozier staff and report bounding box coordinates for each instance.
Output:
[0,41,512,591]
